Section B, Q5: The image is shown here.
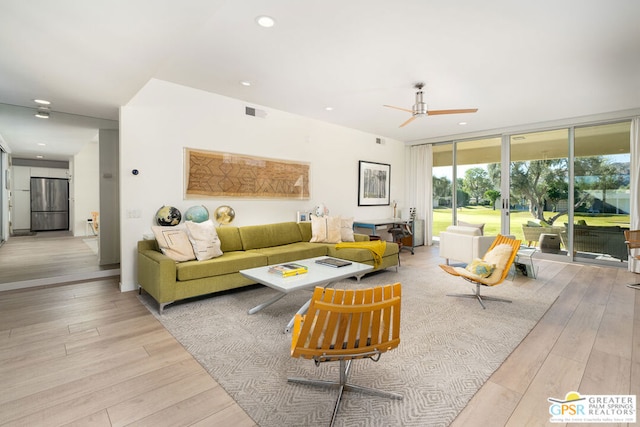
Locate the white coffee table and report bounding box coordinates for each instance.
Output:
[240,256,374,332]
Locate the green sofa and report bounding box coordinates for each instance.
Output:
[137,221,399,313]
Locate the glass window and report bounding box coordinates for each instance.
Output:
[573,122,631,262]
[455,137,502,235]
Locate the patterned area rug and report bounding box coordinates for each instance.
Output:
[140,253,561,426]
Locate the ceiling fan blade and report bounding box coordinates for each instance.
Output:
[384,104,414,113]
[426,108,478,116]
[399,116,417,127]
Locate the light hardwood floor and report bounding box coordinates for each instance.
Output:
[0,231,120,291]
[0,243,638,426]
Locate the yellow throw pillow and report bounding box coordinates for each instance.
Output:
[465,258,495,278]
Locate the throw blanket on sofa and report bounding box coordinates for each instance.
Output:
[335,240,387,267]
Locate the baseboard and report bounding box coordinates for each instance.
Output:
[0,268,120,292]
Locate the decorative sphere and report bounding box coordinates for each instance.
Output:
[155,205,182,226]
[184,205,209,223]
[214,205,236,225]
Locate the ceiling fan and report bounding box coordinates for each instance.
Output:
[384,83,478,127]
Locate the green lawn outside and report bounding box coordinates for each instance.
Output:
[433,207,630,242]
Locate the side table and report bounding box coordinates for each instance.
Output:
[515,246,537,278]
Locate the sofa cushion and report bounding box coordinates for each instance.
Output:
[216,226,244,252]
[310,215,341,243]
[240,222,303,250]
[250,242,328,265]
[326,241,399,263]
[176,251,268,281]
[445,225,482,236]
[152,225,196,262]
[185,220,223,261]
[458,221,485,235]
[298,221,313,241]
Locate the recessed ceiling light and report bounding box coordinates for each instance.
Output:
[325,107,333,111]
[35,111,50,119]
[36,155,44,159]
[37,143,46,146]
[34,99,51,105]
[458,122,467,126]
[240,81,251,87]
[256,15,275,28]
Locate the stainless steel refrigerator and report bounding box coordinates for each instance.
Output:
[30,177,69,231]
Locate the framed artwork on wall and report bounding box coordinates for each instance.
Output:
[296,211,311,223]
[358,160,390,206]
[184,148,310,200]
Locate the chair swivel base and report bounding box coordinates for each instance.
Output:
[287,377,403,400]
[447,292,512,309]
[288,359,402,427]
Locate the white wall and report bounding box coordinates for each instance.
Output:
[119,79,406,292]
[72,142,99,236]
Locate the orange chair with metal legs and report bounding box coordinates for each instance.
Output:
[440,234,521,309]
[288,283,402,427]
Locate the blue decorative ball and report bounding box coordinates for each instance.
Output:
[184,205,209,223]
[155,205,182,226]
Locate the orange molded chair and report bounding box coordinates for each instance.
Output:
[440,234,521,309]
[624,230,640,290]
[288,283,402,427]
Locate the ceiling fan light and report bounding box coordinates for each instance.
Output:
[413,102,427,115]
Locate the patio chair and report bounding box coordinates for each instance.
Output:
[288,283,402,427]
[440,234,521,309]
[624,230,640,290]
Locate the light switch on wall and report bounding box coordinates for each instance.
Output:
[126,209,141,219]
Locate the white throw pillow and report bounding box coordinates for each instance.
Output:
[185,219,223,261]
[458,220,485,235]
[340,216,355,242]
[310,215,342,243]
[152,225,196,262]
[483,243,514,268]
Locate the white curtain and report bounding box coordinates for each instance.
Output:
[406,144,432,245]
[630,117,640,273]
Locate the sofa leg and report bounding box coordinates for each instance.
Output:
[158,301,173,315]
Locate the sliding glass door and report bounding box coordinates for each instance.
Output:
[455,137,502,235]
[432,143,454,239]
[431,119,632,267]
[572,122,631,263]
[432,137,502,239]
[509,129,569,258]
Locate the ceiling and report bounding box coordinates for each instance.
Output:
[1,0,639,161]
